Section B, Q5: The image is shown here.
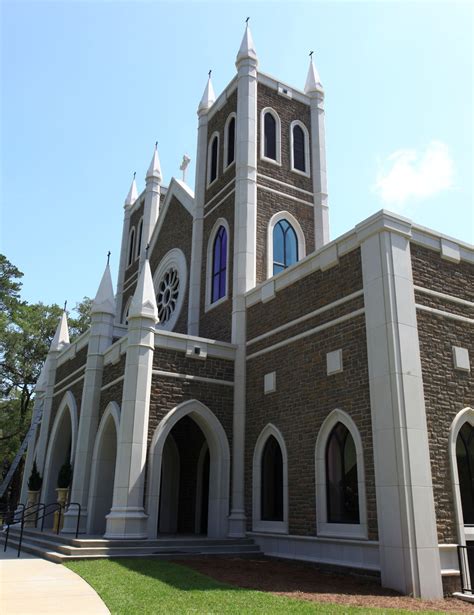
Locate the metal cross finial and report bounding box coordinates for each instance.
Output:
[208,69,212,79]
[155,140,158,149]
[107,251,111,266]
[145,243,150,260]
[133,171,136,179]
[63,300,67,312]
[246,17,250,24]
[309,51,314,59]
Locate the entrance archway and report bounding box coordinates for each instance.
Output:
[87,403,120,535]
[147,400,230,539]
[42,392,78,523]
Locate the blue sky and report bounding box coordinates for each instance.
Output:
[1,1,473,308]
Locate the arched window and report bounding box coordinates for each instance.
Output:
[224,115,236,169]
[261,435,283,522]
[273,219,298,275]
[293,125,306,172]
[212,226,227,303]
[127,228,135,266]
[457,423,474,524]
[136,217,143,259]
[326,422,359,524]
[264,112,276,160]
[208,133,219,185]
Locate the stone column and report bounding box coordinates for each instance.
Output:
[62,265,115,534]
[358,212,443,599]
[105,259,157,539]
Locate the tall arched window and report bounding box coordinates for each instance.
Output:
[261,435,283,522]
[127,228,135,266]
[136,218,143,259]
[208,133,219,185]
[326,422,359,524]
[264,112,277,160]
[212,226,227,303]
[293,125,306,172]
[273,219,298,275]
[457,423,474,524]
[225,115,236,168]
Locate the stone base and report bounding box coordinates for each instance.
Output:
[104,506,148,539]
[61,508,88,535]
[227,510,246,538]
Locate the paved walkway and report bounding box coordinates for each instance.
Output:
[0,546,109,614]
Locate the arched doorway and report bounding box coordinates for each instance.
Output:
[147,400,230,539]
[42,392,78,525]
[87,403,119,535]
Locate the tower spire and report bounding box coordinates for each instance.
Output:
[146,142,162,182]
[91,259,116,316]
[304,52,323,93]
[50,310,70,352]
[236,19,257,65]
[198,71,216,114]
[124,172,138,208]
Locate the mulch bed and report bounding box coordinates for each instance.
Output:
[174,556,473,613]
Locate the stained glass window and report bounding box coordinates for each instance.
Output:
[273,219,298,275]
[326,422,359,524]
[212,226,227,303]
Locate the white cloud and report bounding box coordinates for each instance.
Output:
[373,141,454,207]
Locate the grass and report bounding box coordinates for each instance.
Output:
[65,558,447,615]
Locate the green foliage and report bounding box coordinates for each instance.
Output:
[57,460,73,488]
[65,559,445,615]
[27,459,42,491]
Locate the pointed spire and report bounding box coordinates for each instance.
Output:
[236,21,257,65]
[146,142,162,182]
[124,173,138,208]
[91,261,116,315]
[50,310,70,352]
[304,54,323,93]
[198,72,216,114]
[128,258,158,321]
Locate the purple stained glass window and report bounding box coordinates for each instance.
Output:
[212,226,227,303]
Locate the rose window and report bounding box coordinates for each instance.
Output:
[157,268,179,324]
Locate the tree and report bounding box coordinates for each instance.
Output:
[0,254,92,507]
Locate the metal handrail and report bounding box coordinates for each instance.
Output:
[2,500,83,556]
[457,545,473,594]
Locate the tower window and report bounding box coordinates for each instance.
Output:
[326,422,359,524]
[127,228,135,267]
[136,218,143,259]
[264,112,277,160]
[226,116,236,168]
[261,435,283,522]
[273,219,298,275]
[293,125,305,172]
[212,225,227,303]
[209,134,219,184]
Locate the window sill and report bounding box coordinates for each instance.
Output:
[261,156,282,167]
[205,294,228,313]
[223,160,235,173]
[290,166,311,178]
[253,520,288,534]
[317,522,368,540]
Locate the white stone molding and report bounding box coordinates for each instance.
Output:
[41,391,78,506]
[413,285,474,309]
[194,441,209,533]
[266,211,306,279]
[205,217,230,312]
[152,248,187,332]
[152,369,234,387]
[449,407,474,545]
[264,371,276,394]
[453,347,471,372]
[308,88,329,248]
[257,183,313,207]
[260,107,281,166]
[127,226,136,268]
[204,177,235,209]
[223,112,236,172]
[154,329,237,361]
[204,188,236,219]
[289,120,311,177]
[315,409,368,540]
[207,131,220,188]
[146,399,230,539]
[361,230,443,599]
[326,349,343,375]
[257,172,314,197]
[86,402,120,534]
[252,423,288,534]
[416,304,474,325]
[135,217,144,260]
[258,71,310,106]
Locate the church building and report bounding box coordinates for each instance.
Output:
[19,24,474,601]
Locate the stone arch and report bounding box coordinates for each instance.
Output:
[267,210,306,279]
[87,402,120,535]
[42,391,78,508]
[315,408,368,539]
[252,423,289,533]
[147,399,230,539]
[449,406,474,545]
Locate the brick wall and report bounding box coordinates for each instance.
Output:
[149,196,193,334]
[99,355,126,420]
[412,244,474,544]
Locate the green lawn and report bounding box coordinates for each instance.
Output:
[65,558,446,615]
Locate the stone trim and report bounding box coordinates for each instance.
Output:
[52,374,85,398]
[257,183,313,207]
[56,331,90,367]
[266,210,307,279]
[152,369,234,387]
[257,172,314,196]
[414,285,474,309]
[258,71,310,105]
[54,365,86,391]
[415,304,474,325]
[100,375,125,391]
[204,178,235,209]
[204,188,236,219]
[154,330,236,360]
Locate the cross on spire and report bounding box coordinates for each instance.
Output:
[245,16,250,24]
[133,171,136,179]
[107,251,111,266]
[208,69,212,79]
[309,50,314,59]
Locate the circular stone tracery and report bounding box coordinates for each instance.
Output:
[157,268,179,324]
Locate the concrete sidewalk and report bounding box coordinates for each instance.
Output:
[0,546,109,614]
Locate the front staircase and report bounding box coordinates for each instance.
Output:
[5,527,261,563]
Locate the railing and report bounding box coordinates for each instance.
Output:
[457,545,474,594]
[2,500,82,557]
